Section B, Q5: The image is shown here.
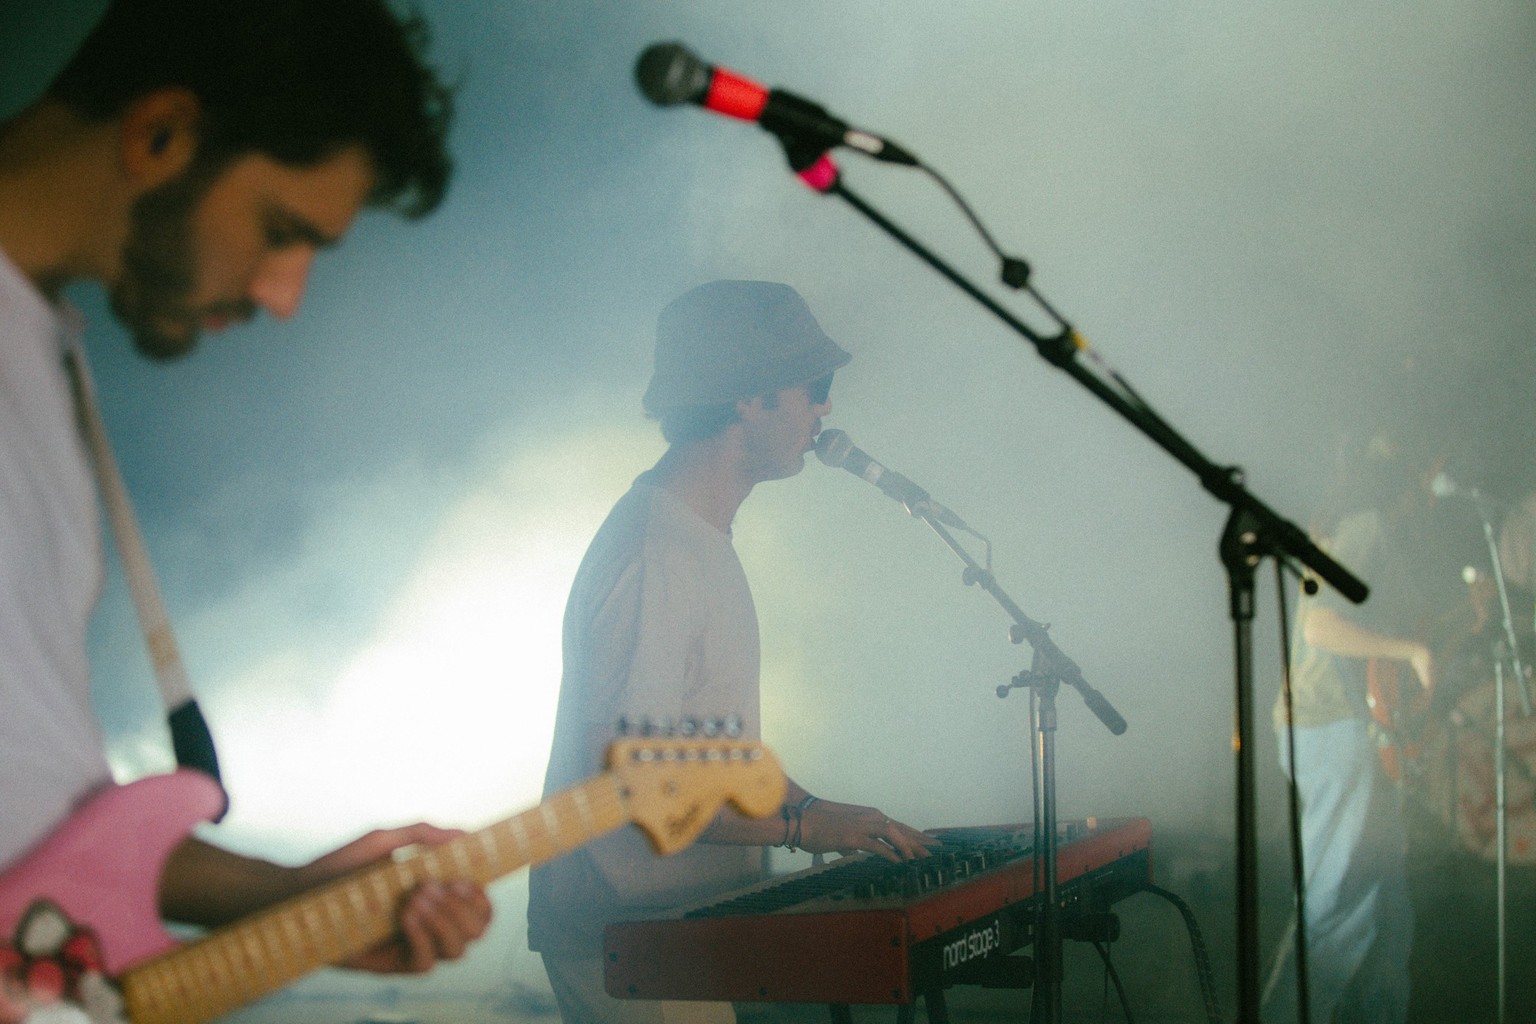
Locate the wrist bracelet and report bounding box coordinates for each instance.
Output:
[788,794,818,851]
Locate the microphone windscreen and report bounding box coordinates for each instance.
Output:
[635,42,710,106]
[815,428,853,468]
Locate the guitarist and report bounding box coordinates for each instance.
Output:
[1266,432,1465,1024]
[0,0,488,983]
[529,281,939,1024]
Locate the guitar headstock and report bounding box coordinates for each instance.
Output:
[607,732,786,855]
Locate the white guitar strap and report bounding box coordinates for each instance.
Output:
[63,343,224,792]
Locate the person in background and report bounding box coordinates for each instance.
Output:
[1268,433,1464,1024]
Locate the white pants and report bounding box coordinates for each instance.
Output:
[541,954,736,1024]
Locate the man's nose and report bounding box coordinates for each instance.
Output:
[249,247,316,321]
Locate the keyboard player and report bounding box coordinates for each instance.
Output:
[526,281,937,1024]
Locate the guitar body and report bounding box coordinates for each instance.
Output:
[1363,571,1498,785]
[1365,657,1432,783]
[0,771,226,976]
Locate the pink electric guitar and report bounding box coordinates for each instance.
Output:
[0,737,785,1024]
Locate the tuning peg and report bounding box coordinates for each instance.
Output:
[616,716,678,737]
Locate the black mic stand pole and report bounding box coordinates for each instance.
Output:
[774,138,1367,1024]
[1220,506,1267,1022]
[910,504,1126,1024]
[1022,664,1064,1024]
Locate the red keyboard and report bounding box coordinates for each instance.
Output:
[604,817,1152,1005]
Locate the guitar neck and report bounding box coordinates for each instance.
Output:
[120,774,628,1024]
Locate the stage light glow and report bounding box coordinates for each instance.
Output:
[155,420,661,858]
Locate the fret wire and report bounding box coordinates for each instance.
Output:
[460,836,484,878]
[257,913,296,996]
[477,825,502,868]
[323,891,347,959]
[167,964,191,1023]
[140,972,163,1023]
[224,927,251,999]
[186,939,227,1013]
[190,942,218,992]
[367,866,396,916]
[243,920,276,1000]
[572,785,596,835]
[279,910,310,972]
[508,812,531,858]
[171,949,206,1022]
[130,968,169,1022]
[238,927,267,1001]
[126,965,153,1014]
[357,868,393,943]
[391,859,419,909]
[292,900,327,982]
[538,799,561,857]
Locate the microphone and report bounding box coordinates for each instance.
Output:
[634,42,917,167]
[815,429,967,529]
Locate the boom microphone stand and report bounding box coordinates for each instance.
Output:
[777,140,1368,1024]
[909,503,1126,1024]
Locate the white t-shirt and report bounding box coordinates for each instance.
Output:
[528,477,767,956]
[0,247,112,871]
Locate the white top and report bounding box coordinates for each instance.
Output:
[0,246,112,871]
[528,477,766,956]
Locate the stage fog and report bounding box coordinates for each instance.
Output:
[4,0,1531,1020]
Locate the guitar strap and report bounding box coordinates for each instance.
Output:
[63,343,225,802]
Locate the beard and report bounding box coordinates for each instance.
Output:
[110,161,254,361]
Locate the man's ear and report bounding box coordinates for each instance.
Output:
[119,88,202,191]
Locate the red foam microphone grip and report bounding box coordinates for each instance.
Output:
[704,67,770,121]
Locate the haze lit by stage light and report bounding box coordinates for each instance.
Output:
[4,0,1533,1020]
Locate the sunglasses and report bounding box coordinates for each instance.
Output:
[806,372,834,406]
